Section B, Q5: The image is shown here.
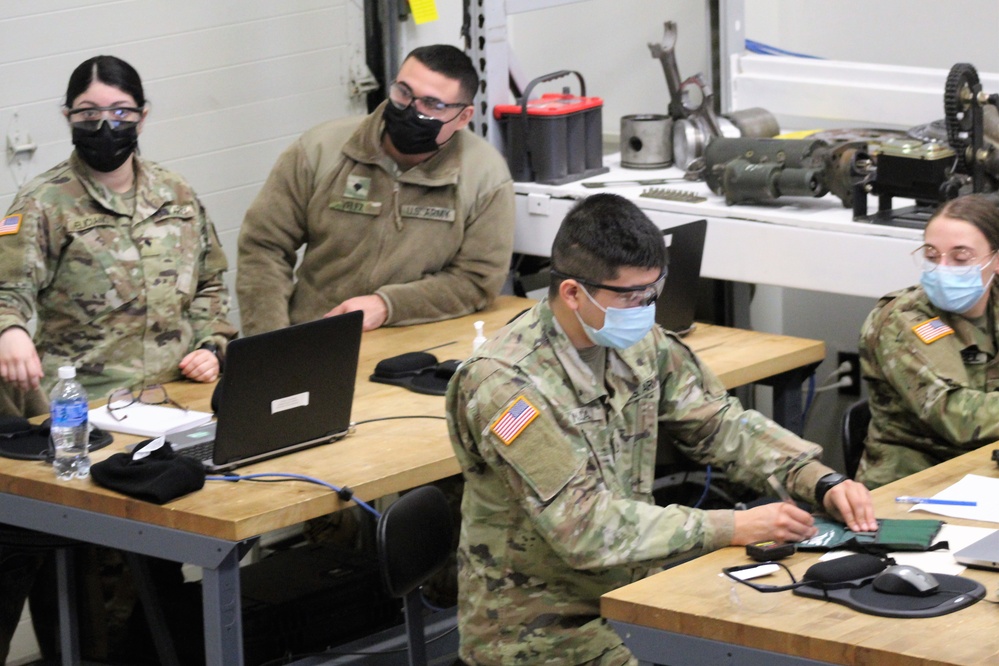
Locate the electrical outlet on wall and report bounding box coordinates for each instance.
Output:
[837,351,861,396]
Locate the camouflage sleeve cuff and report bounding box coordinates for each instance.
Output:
[0,317,29,337]
[702,509,735,550]
[789,461,836,504]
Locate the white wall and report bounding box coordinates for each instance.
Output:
[745,1,999,70]
[0,0,368,331]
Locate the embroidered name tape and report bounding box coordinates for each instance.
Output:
[912,317,954,344]
[491,397,539,445]
[0,214,22,236]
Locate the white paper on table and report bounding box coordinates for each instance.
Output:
[904,474,999,523]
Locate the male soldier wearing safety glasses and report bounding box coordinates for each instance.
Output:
[447,193,875,665]
[237,44,514,335]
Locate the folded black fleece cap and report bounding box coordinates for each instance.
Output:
[91,438,205,504]
[370,352,460,396]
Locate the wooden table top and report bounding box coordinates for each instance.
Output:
[0,296,824,543]
[601,444,999,666]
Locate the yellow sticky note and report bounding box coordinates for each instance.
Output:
[409,0,439,24]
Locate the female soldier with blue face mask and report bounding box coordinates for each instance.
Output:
[858,194,999,489]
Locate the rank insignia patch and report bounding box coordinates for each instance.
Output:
[344,175,371,200]
[491,397,539,445]
[912,317,954,344]
[0,214,22,236]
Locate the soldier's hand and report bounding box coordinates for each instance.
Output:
[731,501,817,546]
[325,295,388,331]
[823,480,877,533]
[179,349,220,383]
[0,327,43,392]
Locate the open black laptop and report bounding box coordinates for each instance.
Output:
[656,219,707,336]
[168,310,363,472]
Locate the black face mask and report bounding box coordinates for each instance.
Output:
[382,102,444,155]
[72,122,138,173]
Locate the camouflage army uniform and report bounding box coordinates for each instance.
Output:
[0,152,236,400]
[446,300,833,665]
[236,101,515,336]
[858,283,999,489]
[0,151,236,663]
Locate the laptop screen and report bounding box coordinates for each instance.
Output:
[655,219,707,335]
[209,310,363,470]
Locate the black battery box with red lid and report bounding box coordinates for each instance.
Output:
[494,70,609,185]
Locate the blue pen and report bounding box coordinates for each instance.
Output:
[895,496,977,507]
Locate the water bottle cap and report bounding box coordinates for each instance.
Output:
[57,366,76,379]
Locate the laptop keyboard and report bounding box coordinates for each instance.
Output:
[177,440,215,464]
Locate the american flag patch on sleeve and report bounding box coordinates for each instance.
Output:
[912,317,954,344]
[491,396,539,446]
[0,214,22,236]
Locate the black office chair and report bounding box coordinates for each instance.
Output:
[841,398,871,479]
[377,485,455,666]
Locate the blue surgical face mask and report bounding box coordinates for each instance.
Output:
[574,285,656,349]
[920,263,995,314]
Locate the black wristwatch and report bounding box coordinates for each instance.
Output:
[814,472,848,507]
[199,342,225,372]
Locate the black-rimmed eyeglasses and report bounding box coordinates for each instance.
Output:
[106,385,187,422]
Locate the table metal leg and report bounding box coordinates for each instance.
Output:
[125,552,180,666]
[760,362,820,436]
[201,545,244,665]
[54,547,79,666]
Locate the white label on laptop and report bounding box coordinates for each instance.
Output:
[272,391,310,414]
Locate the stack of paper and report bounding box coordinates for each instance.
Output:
[88,403,214,438]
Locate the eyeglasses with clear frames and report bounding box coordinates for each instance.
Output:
[388,82,470,122]
[106,384,188,422]
[66,105,144,131]
[911,244,999,276]
[551,269,668,308]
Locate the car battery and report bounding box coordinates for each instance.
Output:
[494,70,609,185]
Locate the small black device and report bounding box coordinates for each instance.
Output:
[992,448,999,465]
[746,540,796,562]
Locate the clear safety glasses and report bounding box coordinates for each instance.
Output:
[66,105,144,131]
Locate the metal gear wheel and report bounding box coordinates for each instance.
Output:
[945,63,980,172]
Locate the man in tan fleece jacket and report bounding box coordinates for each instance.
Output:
[237,44,515,334]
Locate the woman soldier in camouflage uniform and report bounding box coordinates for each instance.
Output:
[0,55,236,664]
[860,194,999,488]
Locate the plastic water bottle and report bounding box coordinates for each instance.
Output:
[50,366,90,480]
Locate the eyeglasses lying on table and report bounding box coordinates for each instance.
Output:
[106,384,188,422]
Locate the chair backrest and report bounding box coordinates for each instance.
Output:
[376,485,455,666]
[841,399,871,479]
